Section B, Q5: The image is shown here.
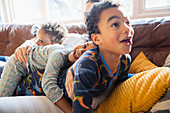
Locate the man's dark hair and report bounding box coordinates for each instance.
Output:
[85,1,120,40]
[86,0,102,4]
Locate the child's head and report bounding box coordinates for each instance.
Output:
[68,41,96,63]
[34,22,67,46]
[85,0,134,55]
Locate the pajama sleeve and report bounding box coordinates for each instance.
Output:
[72,57,98,113]
[41,49,70,103]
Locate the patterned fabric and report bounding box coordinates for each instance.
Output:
[0,44,72,104]
[14,69,45,96]
[14,64,72,103]
[69,47,131,113]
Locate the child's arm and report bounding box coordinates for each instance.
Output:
[55,96,72,113]
[65,70,74,99]
[72,58,98,113]
[42,49,72,113]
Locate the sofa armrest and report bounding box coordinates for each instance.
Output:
[0,96,64,113]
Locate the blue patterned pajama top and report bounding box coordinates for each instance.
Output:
[68,47,131,113]
[0,44,72,103]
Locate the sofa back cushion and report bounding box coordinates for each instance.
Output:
[130,17,170,66]
[0,17,170,66]
[0,24,34,56]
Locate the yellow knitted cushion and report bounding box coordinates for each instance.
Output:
[94,67,170,113]
[129,52,158,73]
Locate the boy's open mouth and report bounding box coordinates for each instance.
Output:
[120,38,132,45]
[121,38,130,42]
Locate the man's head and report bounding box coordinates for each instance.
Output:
[85,0,134,55]
[34,22,67,46]
[84,0,103,22]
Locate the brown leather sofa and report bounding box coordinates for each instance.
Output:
[0,16,170,66]
[0,16,170,113]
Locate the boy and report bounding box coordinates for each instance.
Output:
[69,1,134,112]
[66,1,170,113]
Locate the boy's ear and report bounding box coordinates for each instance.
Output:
[91,34,102,46]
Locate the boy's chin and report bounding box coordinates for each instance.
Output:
[122,48,132,54]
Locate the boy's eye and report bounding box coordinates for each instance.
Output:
[39,40,44,43]
[111,23,119,27]
[126,21,130,25]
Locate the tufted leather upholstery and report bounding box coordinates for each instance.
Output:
[130,17,170,67]
[0,24,34,56]
[0,16,170,66]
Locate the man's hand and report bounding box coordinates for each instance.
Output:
[65,70,74,99]
[14,45,32,63]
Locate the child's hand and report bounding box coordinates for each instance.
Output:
[65,70,74,99]
[14,45,32,63]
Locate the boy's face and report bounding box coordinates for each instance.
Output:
[92,7,134,56]
[68,42,96,63]
[34,28,53,46]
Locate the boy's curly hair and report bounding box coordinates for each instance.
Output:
[41,22,67,44]
[85,1,120,40]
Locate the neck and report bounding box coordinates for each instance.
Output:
[99,49,121,74]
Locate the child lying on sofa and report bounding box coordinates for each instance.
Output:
[0,0,101,75]
[0,22,67,75]
[0,39,96,113]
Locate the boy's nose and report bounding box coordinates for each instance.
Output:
[122,23,131,34]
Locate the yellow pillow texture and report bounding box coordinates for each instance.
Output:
[129,52,158,73]
[94,67,170,113]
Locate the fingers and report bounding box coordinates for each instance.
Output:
[65,70,74,100]
[26,46,32,55]
[14,46,30,63]
[75,49,83,59]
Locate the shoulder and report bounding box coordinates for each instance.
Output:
[71,47,100,74]
[76,47,99,65]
